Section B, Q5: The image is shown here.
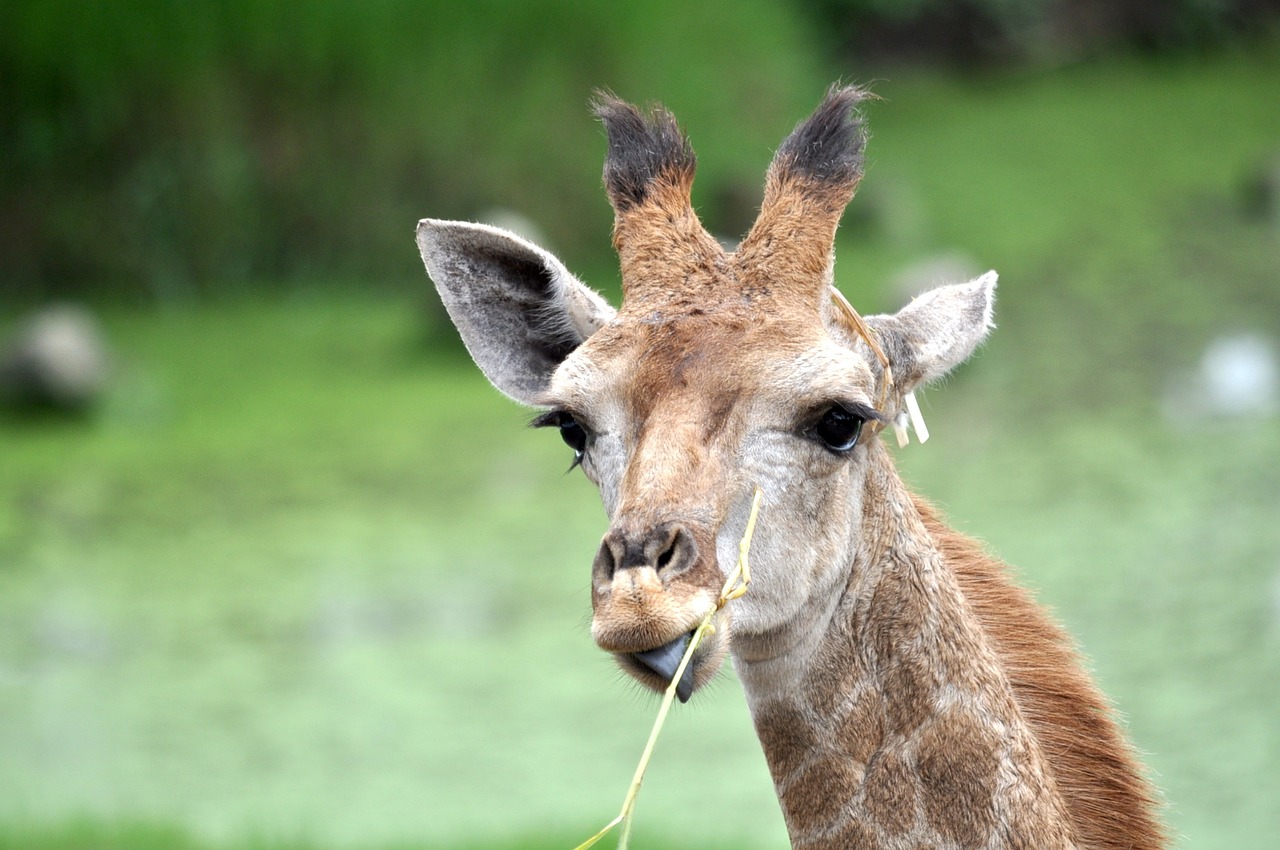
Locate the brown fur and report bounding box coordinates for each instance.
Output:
[593,88,1165,848]
[917,496,1167,850]
[738,448,1165,849]
[594,93,729,309]
[743,454,1079,849]
[736,87,869,313]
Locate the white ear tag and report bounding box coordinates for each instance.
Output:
[903,389,929,444]
[893,412,910,448]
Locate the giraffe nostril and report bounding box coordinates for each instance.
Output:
[593,523,699,580]
[592,532,622,580]
[656,540,677,571]
[653,524,697,575]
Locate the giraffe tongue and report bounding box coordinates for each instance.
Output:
[632,632,697,703]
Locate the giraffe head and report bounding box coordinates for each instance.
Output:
[418,88,995,701]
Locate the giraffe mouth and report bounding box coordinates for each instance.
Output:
[629,630,698,703]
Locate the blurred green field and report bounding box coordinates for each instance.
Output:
[3,48,1279,850]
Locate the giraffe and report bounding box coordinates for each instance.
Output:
[417,87,1165,850]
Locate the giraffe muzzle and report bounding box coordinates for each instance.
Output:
[629,630,698,703]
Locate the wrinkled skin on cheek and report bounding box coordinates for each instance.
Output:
[716,432,864,643]
[581,433,625,513]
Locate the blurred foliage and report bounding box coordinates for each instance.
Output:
[0,821,684,850]
[803,0,1280,65]
[3,0,1278,303]
[2,51,1278,848]
[1,6,1279,849]
[0,0,823,302]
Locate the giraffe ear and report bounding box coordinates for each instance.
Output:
[417,219,616,405]
[866,272,997,392]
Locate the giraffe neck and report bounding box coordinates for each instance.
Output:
[733,463,1079,849]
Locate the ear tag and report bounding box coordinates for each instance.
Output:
[893,412,910,448]
[903,389,929,444]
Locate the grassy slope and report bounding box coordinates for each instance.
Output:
[2,48,1278,850]
[0,300,782,849]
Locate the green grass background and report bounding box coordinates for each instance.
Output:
[3,47,1279,850]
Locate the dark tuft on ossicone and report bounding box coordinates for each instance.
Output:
[773,85,870,188]
[592,92,696,211]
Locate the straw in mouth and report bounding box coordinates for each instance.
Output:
[630,631,697,703]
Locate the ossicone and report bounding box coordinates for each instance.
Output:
[771,84,871,195]
[592,91,697,213]
[591,91,722,304]
[735,85,874,313]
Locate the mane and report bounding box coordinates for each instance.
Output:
[913,495,1167,850]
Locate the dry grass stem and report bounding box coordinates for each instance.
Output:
[572,487,765,850]
[830,285,893,415]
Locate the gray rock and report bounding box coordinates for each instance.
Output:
[1199,334,1278,417]
[0,305,111,412]
[1163,332,1278,423]
[889,252,983,303]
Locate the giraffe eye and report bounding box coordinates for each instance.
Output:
[812,405,864,453]
[531,409,590,461]
[557,413,588,454]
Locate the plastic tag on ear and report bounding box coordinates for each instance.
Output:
[893,413,910,447]
[904,390,929,443]
[892,390,929,448]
